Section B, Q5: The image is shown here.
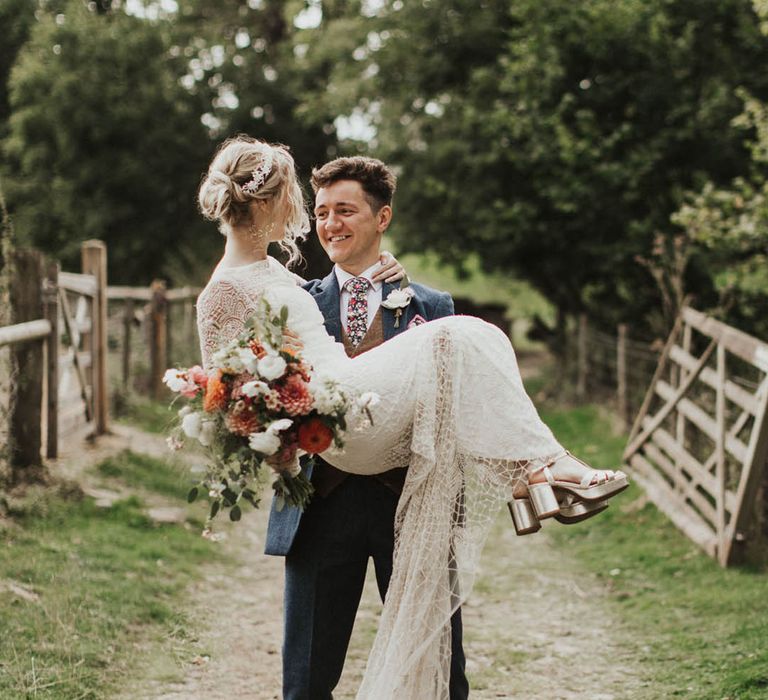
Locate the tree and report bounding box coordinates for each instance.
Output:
[0,0,37,139]
[2,0,211,283]
[298,0,768,337]
[167,0,340,278]
[673,1,768,338]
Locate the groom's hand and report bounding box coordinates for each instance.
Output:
[371,251,407,284]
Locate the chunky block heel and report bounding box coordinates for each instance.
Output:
[508,498,542,536]
[527,481,560,519]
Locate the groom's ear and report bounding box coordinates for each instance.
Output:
[376,205,393,233]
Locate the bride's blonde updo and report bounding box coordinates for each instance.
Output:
[198,135,310,266]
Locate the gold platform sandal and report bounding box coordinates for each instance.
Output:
[554,493,609,524]
[508,492,609,535]
[531,452,628,507]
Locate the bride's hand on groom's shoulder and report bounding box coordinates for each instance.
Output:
[371,251,407,284]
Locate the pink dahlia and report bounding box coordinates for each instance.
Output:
[277,374,314,416]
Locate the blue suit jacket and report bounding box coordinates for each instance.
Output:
[264,270,454,556]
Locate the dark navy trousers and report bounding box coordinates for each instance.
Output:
[282,474,469,699]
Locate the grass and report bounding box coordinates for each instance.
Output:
[110,389,176,435]
[0,452,223,700]
[540,402,768,700]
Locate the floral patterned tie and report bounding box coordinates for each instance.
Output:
[344,276,370,346]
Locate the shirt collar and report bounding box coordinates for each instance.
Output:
[334,263,383,293]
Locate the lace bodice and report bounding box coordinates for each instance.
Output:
[196,256,346,372]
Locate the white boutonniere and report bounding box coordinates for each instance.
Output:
[381,275,414,328]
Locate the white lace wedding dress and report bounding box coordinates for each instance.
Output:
[197,256,565,700]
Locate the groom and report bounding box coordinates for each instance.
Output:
[265,156,469,699]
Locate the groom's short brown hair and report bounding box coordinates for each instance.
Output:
[310,156,397,213]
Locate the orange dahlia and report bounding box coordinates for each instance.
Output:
[277,374,314,416]
[297,417,334,454]
[203,371,229,412]
[226,404,261,436]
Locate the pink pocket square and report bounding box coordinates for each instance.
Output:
[407,314,427,329]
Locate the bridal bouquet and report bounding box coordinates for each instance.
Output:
[164,299,372,534]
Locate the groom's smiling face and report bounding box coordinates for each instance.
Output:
[314,179,392,275]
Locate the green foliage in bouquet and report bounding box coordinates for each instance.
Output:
[164,299,363,536]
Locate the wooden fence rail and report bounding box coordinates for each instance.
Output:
[108,283,199,399]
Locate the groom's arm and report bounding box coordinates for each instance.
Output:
[417,286,454,322]
[432,291,454,320]
[301,278,323,295]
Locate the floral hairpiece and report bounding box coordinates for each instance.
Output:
[242,149,274,195]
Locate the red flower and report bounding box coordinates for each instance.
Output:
[277,374,314,416]
[297,418,334,454]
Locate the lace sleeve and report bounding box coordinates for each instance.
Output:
[196,279,256,369]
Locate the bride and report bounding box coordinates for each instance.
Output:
[195,136,627,699]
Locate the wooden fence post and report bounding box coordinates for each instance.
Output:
[166,299,173,371]
[43,261,60,459]
[149,279,168,400]
[183,294,195,353]
[122,299,133,389]
[577,313,588,400]
[81,240,108,435]
[617,323,628,429]
[8,249,45,475]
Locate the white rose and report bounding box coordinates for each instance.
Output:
[181,411,202,438]
[198,420,217,447]
[258,354,287,381]
[267,418,293,434]
[163,369,187,393]
[381,287,414,309]
[236,347,259,373]
[241,380,269,397]
[248,431,281,455]
[178,405,193,418]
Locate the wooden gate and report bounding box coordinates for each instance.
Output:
[624,307,768,566]
[0,242,107,468]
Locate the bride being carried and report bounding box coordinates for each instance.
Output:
[192,136,628,699]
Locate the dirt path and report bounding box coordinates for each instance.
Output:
[104,354,647,699]
[119,495,645,700]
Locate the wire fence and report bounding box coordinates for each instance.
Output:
[555,315,664,430]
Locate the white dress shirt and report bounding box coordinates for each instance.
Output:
[334,263,383,335]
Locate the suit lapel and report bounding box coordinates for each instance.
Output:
[314,271,343,343]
